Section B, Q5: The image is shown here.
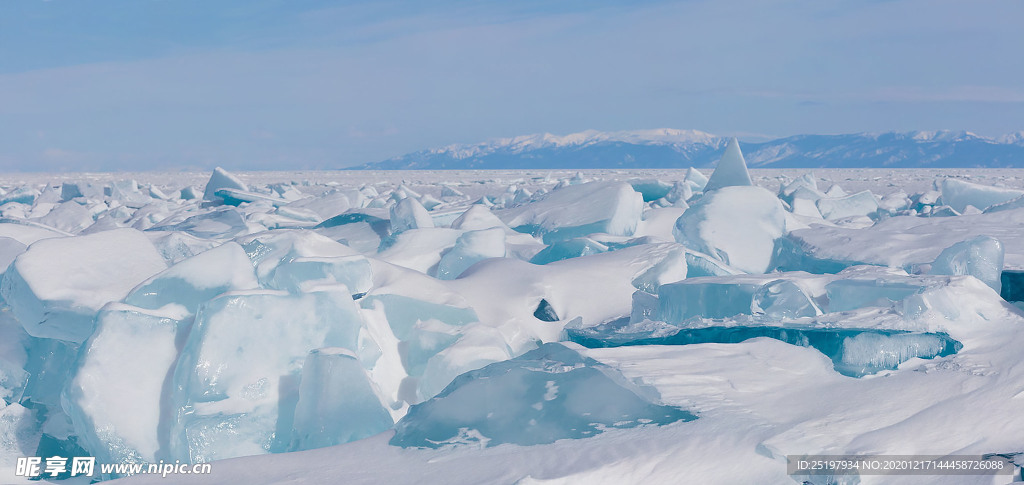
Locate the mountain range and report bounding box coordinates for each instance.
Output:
[353,129,1024,170]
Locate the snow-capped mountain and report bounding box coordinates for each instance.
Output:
[355,129,1024,169]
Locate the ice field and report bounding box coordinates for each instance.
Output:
[1,142,1024,484]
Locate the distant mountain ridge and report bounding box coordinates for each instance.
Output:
[354,129,1024,169]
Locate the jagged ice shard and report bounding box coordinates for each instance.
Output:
[1,163,1024,484]
[703,137,752,192]
[390,343,695,448]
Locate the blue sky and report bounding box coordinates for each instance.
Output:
[0,0,1021,171]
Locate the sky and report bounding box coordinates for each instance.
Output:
[0,0,1021,171]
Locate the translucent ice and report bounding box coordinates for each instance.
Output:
[825,270,928,312]
[65,304,188,469]
[940,178,1024,212]
[663,181,693,207]
[703,138,752,192]
[567,325,960,377]
[815,190,879,220]
[287,190,364,220]
[20,337,80,407]
[0,187,39,206]
[417,327,512,402]
[436,228,506,280]
[1,228,167,342]
[171,287,368,462]
[390,197,434,234]
[658,279,759,322]
[390,343,695,448]
[673,186,786,274]
[658,275,819,323]
[529,237,608,265]
[125,241,259,314]
[214,188,286,207]
[360,294,478,379]
[0,314,29,402]
[835,332,954,376]
[149,206,250,240]
[267,255,373,295]
[629,179,673,202]
[288,348,393,452]
[240,230,359,283]
[313,212,389,253]
[928,236,1004,292]
[684,167,709,191]
[778,173,822,204]
[203,167,248,202]
[630,249,687,293]
[752,279,822,319]
[501,181,643,243]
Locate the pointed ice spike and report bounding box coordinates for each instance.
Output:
[704,137,752,192]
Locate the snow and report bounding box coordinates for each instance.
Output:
[499,181,643,243]
[673,185,786,274]
[125,241,259,313]
[435,228,506,280]
[1,228,167,342]
[0,166,1020,484]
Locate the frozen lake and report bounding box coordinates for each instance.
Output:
[0,164,1021,484]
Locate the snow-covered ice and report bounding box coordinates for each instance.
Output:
[0,161,1021,483]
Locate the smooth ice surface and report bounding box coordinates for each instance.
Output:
[0,314,29,403]
[673,186,786,273]
[268,255,373,295]
[658,275,818,323]
[19,337,79,408]
[390,343,695,448]
[1,228,167,342]
[628,179,673,202]
[528,237,607,265]
[928,235,1003,292]
[825,270,930,312]
[171,287,367,462]
[940,177,1024,212]
[703,138,752,192]
[815,190,879,220]
[289,348,393,452]
[65,304,188,470]
[500,181,643,243]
